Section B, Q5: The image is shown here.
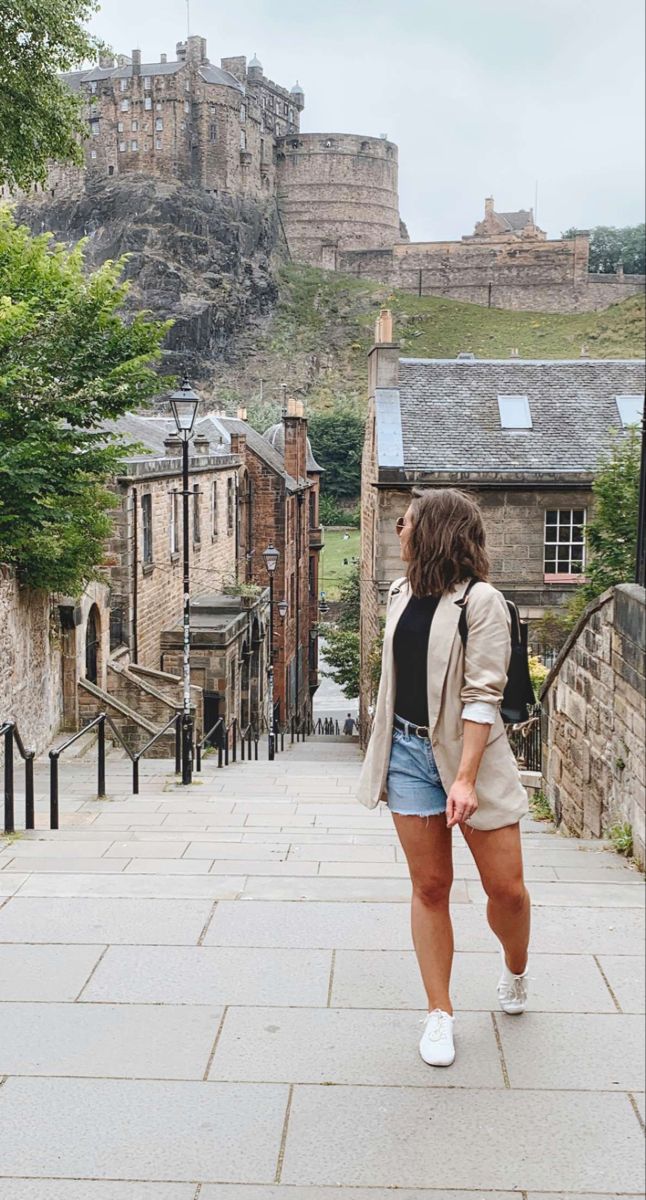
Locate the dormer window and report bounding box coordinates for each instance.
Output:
[616,394,643,428]
[498,394,532,429]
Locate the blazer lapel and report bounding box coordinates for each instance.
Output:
[427,578,472,734]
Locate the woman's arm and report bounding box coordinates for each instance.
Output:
[446,720,491,827]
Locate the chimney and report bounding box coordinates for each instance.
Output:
[163,432,182,458]
[176,40,187,62]
[185,35,207,65]
[230,432,246,456]
[160,52,167,64]
[132,49,141,75]
[368,306,399,396]
[99,51,116,69]
[236,405,248,421]
[510,347,519,358]
[282,395,307,483]
[485,196,494,217]
[193,432,210,454]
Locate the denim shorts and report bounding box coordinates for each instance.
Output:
[386,715,448,818]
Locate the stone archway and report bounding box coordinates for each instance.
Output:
[85,605,101,684]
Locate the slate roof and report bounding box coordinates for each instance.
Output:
[495,209,533,232]
[263,421,324,473]
[201,416,301,491]
[380,358,645,479]
[62,60,243,93]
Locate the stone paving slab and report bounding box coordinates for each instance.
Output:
[330,949,619,1013]
[203,898,645,954]
[279,1085,644,1192]
[0,839,115,858]
[0,1001,222,1079]
[16,872,246,899]
[238,875,451,903]
[498,1011,646,1091]
[468,878,645,908]
[82,945,333,1007]
[0,897,214,944]
[597,955,646,1012]
[208,1006,504,1087]
[0,1077,289,1183]
[0,1184,197,1200]
[0,871,29,892]
[0,857,132,873]
[200,1189,519,1199]
[0,944,103,1001]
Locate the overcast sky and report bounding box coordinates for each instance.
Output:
[88,0,645,242]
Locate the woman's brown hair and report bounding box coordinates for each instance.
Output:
[405,487,490,597]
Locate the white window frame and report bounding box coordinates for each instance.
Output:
[120,78,128,93]
[118,141,126,152]
[616,394,644,428]
[144,96,152,110]
[240,129,247,151]
[120,98,129,112]
[131,139,138,152]
[155,138,162,150]
[155,117,163,131]
[131,120,138,132]
[498,394,532,429]
[144,76,152,90]
[544,508,586,579]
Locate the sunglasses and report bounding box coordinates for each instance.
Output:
[395,516,406,536]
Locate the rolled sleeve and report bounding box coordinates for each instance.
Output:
[462,700,497,724]
[460,586,511,710]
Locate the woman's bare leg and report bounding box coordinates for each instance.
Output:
[462,821,530,974]
[391,812,454,1012]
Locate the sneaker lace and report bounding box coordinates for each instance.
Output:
[497,973,528,1003]
[418,1009,448,1040]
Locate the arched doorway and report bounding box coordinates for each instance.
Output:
[85,605,101,684]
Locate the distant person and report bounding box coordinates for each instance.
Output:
[357,487,530,1069]
[343,713,356,735]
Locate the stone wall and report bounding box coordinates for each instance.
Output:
[0,568,64,753]
[276,134,402,267]
[541,584,645,867]
[339,236,645,314]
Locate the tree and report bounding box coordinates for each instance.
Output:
[336,563,361,631]
[321,628,360,698]
[308,409,364,500]
[0,212,170,592]
[579,427,642,602]
[563,225,646,275]
[0,0,102,191]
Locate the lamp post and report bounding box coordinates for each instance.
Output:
[169,377,200,785]
[263,544,280,760]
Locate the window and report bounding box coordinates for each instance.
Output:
[212,481,218,536]
[498,394,532,429]
[616,394,643,428]
[240,129,247,151]
[155,117,163,131]
[209,122,217,142]
[144,76,151,90]
[120,98,129,112]
[170,491,179,556]
[118,141,126,152]
[90,149,97,160]
[284,101,289,115]
[144,97,152,110]
[117,121,124,132]
[90,120,100,136]
[142,494,153,564]
[184,99,190,114]
[131,120,138,132]
[544,509,586,577]
[240,104,246,123]
[193,485,201,544]
[120,78,128,92]
[155,139,162,150]
[89,81,98,94]
[131,140,138,151]
[156,100,162,110]
[227,478,235,533]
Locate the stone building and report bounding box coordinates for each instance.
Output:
[196,401,324,727]
[359,310,645,734]
[541,584,645,868]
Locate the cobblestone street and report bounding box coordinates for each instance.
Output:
[0,738,644,1198]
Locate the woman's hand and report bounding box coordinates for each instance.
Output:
[446,779,479,828]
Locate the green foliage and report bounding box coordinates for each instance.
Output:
[318,494,360,527]
[579,427,642,603]
[563,225,646,275]
[608,822,633,857]
[308,409,365,499]
[530,791,553,822]
[321,627,360,699]
[528,654,549,698]
[0,0,104,190]
[0,213,169,592]
[336,564,361,632]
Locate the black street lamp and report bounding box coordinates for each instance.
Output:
[169,378,200,785]
[263,544,280,760]
[277,599,288,620]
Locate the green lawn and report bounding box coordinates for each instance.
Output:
[319,526,361,600]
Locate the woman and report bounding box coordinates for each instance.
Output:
[357,487,531,1068]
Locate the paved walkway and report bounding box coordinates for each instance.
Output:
[0,739,644,1199]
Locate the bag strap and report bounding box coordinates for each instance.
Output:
[457,577,479,646]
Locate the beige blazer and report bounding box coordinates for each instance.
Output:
[357,576,529,830]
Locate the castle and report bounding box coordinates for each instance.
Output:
[7,33,643,314]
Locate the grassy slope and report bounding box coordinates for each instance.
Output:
[319,527,361,600]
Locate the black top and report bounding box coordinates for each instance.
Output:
[393,593,440,726]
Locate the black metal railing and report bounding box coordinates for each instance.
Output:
[1,722,36,834]
[240,723,259,761]
[310,718,342,736]
[131,713,182,794]
[506,706,542,773]
[196,717,224,771]
[49,714,107,830]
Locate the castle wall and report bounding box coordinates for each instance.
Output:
[276,134,402,267]
[339,235,645,313]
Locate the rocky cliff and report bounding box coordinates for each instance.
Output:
[15,174,283,388]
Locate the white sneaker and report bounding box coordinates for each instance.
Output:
[497,948,529,1015]
[418,1008,455,1066]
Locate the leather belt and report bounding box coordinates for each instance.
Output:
[393,714,431,740]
